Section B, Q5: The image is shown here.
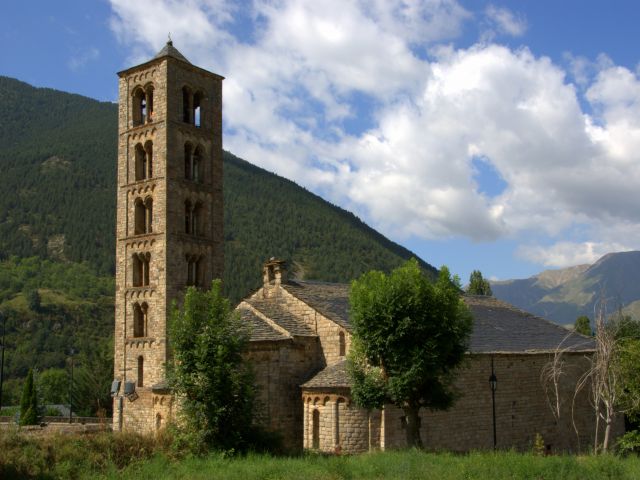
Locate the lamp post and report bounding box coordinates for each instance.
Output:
[489,356,498,450]
[68,348,75,424]
[0,311,5,412]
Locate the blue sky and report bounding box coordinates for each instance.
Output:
[2,0,640,282]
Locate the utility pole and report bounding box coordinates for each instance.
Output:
[68,348,75,424]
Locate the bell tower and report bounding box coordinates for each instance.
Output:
[113,41,224,432]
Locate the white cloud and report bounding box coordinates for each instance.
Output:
[68,47,100,71]
[517,241,631,268]
[108,0,640,270]
[484,5,527,37]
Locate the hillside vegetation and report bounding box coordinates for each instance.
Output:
[0,76,436,409]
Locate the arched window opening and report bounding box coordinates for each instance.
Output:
[137,356,144,387]
[186,255,203,286]
[193,92,202,127]
[135,143,147,181]
[133,303,147,337]
[339,331,346,357]
[132,88,146,126]
[193,146,203,182]
[134,199,146,235]
[312,409,320,449]
[145,197,153,233]
[184,200,192,234]
[182,86,192,123]
[132,253,150,287]
[144,141,153,178]
[156,413,162,430]
[192,203,202,236]
[145,85,154,123]
[184,143,193,180]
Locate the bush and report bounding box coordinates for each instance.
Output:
[617,430,640,456]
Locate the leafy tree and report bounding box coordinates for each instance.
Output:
[19,368,38,425]
[168,280,255,452]
[348,259,473,448]
[575,315,592,336]
[25,289,41,311]
[467,270,492,296]
[38,368,68,405]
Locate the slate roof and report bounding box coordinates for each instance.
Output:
[465,295,594,353]
[283,281,351,330]
[245,298,316,337]
[153,41,191,63]
[240,308,290,342]
[301,360,350,389]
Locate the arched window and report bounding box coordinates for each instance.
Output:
[192,202,202,236]
[193,91,202,127]
[133,303,147,337]
[145,197,153,233]
[184,143,193,180]
[137,356,144,387]
[312,409,320,449]
[132,253,150,287]
[156,413,162,430]
[135,143,146,181]
[186,255,203,286]
[193,145,203,182]
[339,331,346,357]
[134,198,146,235]
[182,86,192,123]
[145,85,154,123]
[144,140,153,178]
[184,200,192,234]
[132,88,146,126]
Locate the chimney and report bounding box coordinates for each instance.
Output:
[263,258,288,290]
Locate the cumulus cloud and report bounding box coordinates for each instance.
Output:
[108,0,640,269]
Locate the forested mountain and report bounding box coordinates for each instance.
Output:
[0,76,436,410]
[0,76,435,301]
[491,251,640,325]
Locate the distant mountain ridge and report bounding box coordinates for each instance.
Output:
[491,251,640,324]
[0,76,436,301]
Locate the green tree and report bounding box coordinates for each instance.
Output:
[575,315,592,336]
[348,259,473,448]
[19,368,39,425]
[38,368,68,405]
[168,280,255,452]
[25,289,41,311]
[467,270,492,296]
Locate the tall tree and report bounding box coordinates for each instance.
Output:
[19,368,38,425]
[168,280,255,452]
[348,259,473,448]
[467,270,492,296]
[575,315,592,336]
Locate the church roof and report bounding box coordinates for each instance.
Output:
[240,308,290,342]
[283,281,351,330]
[153,40,191,63]
[243,297,316,338]
[301,360,350,389]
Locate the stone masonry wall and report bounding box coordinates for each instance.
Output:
[383,353,624,453]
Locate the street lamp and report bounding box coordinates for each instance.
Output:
[489,357,498,450]
[0,311,5,412]
[68,348,75,424]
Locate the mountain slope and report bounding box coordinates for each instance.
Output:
[0,76,436,301]
[491,251,640,324]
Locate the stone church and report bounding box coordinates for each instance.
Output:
[112,43,619,453]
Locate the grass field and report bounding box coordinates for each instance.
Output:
[2,429,640,480]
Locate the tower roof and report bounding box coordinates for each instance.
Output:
[153,40,191,64]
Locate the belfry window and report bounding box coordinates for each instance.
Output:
[186,255,203,286]
[132,253,150,287]
[137,356,144,387]
[339,331,346,357]
[182,86,192,123]
[145,85,154,123]
[133,302,148,337]
[185,144,203,182]
[134,197,153,235]
[184,201,203,236]
[135,141,153,181]
[132,88,146,126]
[193,92,202,127]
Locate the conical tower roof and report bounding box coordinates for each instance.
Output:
[153,40,191,64]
